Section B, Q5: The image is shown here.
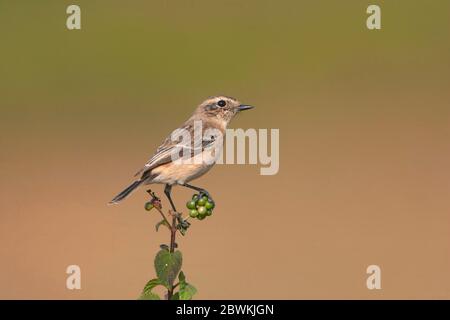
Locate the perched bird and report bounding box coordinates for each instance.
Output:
[109,96,254,211]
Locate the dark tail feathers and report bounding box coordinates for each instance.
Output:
[109,180,143,205]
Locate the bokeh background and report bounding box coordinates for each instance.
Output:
[1,0,449,299]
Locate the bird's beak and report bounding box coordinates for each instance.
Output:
[237,104,254,111]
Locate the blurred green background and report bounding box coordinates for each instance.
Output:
[0,1,449,299]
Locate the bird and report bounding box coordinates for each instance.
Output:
[109,95,254,212]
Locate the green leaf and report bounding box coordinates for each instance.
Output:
[170,292,180,300]
[139,292,160,300]
[154,250,182,288]
[178,271,186,283]
[155,219,170,232]
[177,271,197,300]
[179,283,197,300]
[139,278,162,300]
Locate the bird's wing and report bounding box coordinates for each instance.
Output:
[133,134,180,178]
[134,123,201,176]
[134,122,220,178]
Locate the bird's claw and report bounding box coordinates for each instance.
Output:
[198,190,213,203]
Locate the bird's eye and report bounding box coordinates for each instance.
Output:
[217,100,226,107]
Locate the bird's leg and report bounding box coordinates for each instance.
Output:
[182,183,213,202]
[164,184,177,212]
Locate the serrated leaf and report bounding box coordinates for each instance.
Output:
[179,283,197,300]
[154,250,182,288]
[155,219,170,232]
[139,278,162,300]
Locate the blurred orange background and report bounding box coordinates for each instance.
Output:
[0,1,449,299]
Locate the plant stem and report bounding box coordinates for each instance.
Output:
[154,207,171,227]
[146,190,179,300]
[169,213,177,253]
[167,212,178,299]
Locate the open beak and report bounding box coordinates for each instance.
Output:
[237,104,254,111]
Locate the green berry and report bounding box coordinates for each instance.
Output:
[205,201,215,210]
[197,206,207,220]
[186,200,196,210]
[189,209,198,218]
[197,197,207,206]
[206,209,213,216]
[192,194,199,201]
[144,202,154,211]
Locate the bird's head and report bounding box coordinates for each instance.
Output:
[194,95,254,127]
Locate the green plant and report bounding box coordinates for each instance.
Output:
[139,190,214,300]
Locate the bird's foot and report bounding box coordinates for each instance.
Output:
[198,190,214,203]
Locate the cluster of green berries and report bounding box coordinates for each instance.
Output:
[186,194,215,220]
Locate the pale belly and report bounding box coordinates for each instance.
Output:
[144,141,221,185]
[148,162,214,185]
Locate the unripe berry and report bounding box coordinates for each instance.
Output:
[186,200,196,210]
[197,197,207,206]
[205,201,215,210]
[189,209,199,218]
[197,206,207,215]
[144,202,154,211]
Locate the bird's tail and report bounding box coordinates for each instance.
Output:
[109,180,143,205]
